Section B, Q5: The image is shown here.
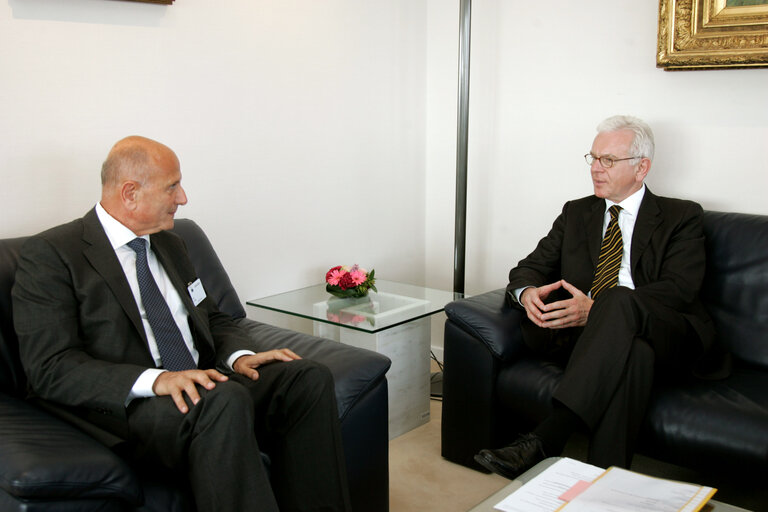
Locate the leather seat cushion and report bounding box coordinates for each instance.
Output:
[643,366,768,471]
[0,394,141,504]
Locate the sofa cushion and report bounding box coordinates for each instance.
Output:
[700,211,768,369]
[643,366,768,472]
[0,394,141,504]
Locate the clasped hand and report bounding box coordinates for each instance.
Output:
[520,280,592,330]
[152,348,301,413]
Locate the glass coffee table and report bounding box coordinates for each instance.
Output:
[247,279,461,439]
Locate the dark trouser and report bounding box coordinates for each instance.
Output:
[126,359,351,512]
[521,286,699,469]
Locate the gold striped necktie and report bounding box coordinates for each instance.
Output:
[590,205,623,299]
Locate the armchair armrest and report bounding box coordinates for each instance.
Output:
[234,318,391,421]
[442,289,527,469]
[444,288,526,362]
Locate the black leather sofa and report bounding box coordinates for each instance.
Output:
[0,219,391,512]
[441,210,768,476]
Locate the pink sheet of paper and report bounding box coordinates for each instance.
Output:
[559,480,593,502]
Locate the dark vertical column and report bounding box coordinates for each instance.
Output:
[454,0,471,295]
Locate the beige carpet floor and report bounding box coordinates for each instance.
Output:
[388,399,508,512]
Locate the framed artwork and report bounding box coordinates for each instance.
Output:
[124,0,174,4]
[657,0,768,69]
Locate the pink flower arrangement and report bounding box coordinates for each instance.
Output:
[325,264,377,298]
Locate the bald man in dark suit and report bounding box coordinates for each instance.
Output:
[13,136,351,512]
[475,115,716,478]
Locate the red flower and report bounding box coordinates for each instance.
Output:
[325,266,342,283]
[338,273,355,290]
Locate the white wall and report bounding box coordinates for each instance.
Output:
[3,0,767,352]
[425,0,768,307]
[0,0,428,302]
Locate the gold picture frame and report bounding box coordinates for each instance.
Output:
[657,0,768,69]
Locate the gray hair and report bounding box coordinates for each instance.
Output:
[597,115,655,162]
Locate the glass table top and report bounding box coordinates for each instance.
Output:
[247,279,463,333]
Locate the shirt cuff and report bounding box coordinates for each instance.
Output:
[126,368,167,407]
[514,286,533,305]
[227,350,256,371]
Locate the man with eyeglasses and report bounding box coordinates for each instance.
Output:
[474,115,718,479]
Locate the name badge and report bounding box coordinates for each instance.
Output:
[187,278,206,306]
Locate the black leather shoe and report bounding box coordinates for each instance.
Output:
[473,433,546,480]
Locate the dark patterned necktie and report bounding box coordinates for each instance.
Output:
[127,238,196,371]
[590,205,623,300]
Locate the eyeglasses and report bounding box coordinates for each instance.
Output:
[584,153,644,169]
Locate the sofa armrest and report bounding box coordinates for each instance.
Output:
[444,288,526,362]
[0,394,141,505]
[234,318,391,421]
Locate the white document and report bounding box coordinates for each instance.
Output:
[494,458,604,512]
[559,466,716,512]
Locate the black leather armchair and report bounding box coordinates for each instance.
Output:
[0,219,391,512]
[441,210,768,476]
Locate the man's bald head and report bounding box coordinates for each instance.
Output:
[99,136,187,235]
[101,136,177,188]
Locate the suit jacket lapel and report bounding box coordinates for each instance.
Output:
[80,209,147,343]
[630,188,662,280]
[585,198,606,269]
[150,237,194,312]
